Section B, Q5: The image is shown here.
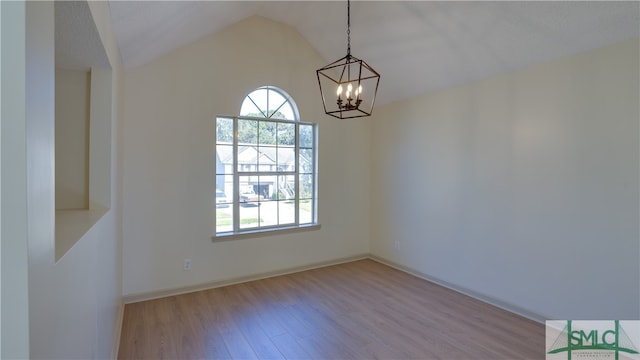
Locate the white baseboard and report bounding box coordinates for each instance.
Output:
[369,254,548,324]
[122,253,369,304]
[120,253,546,326]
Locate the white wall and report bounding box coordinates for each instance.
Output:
[86,3,125,356]
[122,16,370,297]
[371,39,639,320]
[0,4,3,354]
[1,2,29,358]
[0,4,2,355]
[1,2,124,359]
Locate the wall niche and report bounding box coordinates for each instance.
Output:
[55,0,112,261]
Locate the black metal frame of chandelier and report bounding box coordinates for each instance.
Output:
[316,54,381,119]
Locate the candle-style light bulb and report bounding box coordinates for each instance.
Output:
[358,85,363,96]
[337,85,343,97]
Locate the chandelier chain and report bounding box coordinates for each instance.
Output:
[347,0,351,55]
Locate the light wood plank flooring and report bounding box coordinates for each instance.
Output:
[118,259,544,359]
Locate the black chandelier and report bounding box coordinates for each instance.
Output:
[316,0,380,119]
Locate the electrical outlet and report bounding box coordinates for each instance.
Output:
[183,258,191,271]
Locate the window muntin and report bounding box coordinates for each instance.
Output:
[240,87,297,120]
[216,87,316,235]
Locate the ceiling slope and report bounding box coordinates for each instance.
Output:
[108,1,640,105]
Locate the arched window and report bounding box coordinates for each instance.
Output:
[215,87,317,236]
[240,86,299,121]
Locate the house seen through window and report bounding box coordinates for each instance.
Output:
[216,86,317,235]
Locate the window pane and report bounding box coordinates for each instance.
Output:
[215,187,232,207]
[240,98,263,118]
[267,90,287,118]
[299,124,313,148]
[216,175,233,202]
[216,117,234,143]
[272,102,294,120]
[224,177,234,195]
[299,148,313,173]
[216,145,234,175]
[300,174,313,199]
[258,175,275,226]
[238,119,257,144]
[216,210,234,232]
[239,175,260,229]
[277,174,296,225]
[237,146,258,172]
[285,175,296,199]
[279,201,295,225]
[215,186,233,232]
[257,146,276,172]
[239,204,262,229]
[260,200,277,227]
[277,123,295,146]
[255,175,271,201]
[239,176,259,203]
[299,199,313,224]
[258,121,276,145]
[247,89,269,117]
[275,175,293,200]
[277,147,295,172]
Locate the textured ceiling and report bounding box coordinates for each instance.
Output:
[55,1,110,70]
[108,1,640,105]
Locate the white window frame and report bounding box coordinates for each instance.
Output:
[214,87,319,239]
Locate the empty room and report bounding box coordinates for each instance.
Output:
[1,1,638,359]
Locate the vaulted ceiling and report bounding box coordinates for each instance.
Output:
[107,1,639,106]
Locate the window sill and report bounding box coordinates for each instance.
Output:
[55,207,108,261]
[212,224,321,242]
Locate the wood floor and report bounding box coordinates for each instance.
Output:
[118,259,545,359]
